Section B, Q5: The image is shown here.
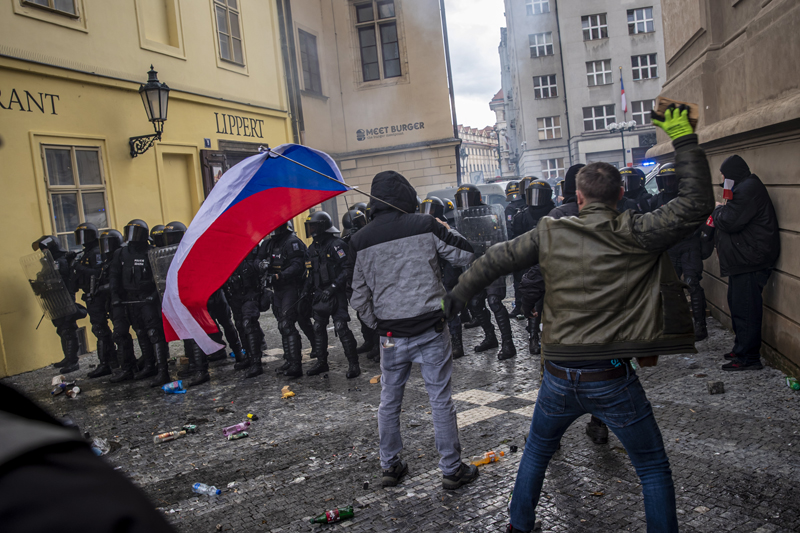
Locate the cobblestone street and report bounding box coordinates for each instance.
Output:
[4,309,800,533]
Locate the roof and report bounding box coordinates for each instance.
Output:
[490,89,503,103]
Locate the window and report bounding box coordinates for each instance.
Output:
[628,7,654,34]
[214,0,244,65]
[529,32,553,58]
[632,54,658,80]
[23,0,77,16]
[42,145,109,250]
[533,75,557,99]
[355,0,401,82]
[632,100,655,125]
[581,14,607,41]
[537,117,562,140]
[583,105,615,131]
[298,30,322,94]
[586,59,612,86]
[541,158,565,180]
[526,0,549,15]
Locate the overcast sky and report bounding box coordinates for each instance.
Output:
[444,0,506,129]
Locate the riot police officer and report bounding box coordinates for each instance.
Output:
[224,245,265,378]
[504,181,525,318]
[149,225,166,247]
[71,223,116,379]
[257,221,308,375]
[456,184,516,360]
[620,167,653,213]
[342,209,368,242]
[109,219,172,387]
[304,211,359,378]
[342,208,378,360]
[649,164,708,341]
[31,235,84,374]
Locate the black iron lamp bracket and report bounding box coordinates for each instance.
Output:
[129,131,162,158]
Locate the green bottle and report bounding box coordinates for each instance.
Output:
[787,377,799,391]
[309,505,354,524]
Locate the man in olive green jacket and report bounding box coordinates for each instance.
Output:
[445,107,714,533]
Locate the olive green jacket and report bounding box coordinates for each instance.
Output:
[452,135,715,361]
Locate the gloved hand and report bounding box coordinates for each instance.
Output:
[441,292,465,321]
[651,104,693,140]
[320,286,335,302]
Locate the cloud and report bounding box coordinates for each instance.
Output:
[444,0,505,128]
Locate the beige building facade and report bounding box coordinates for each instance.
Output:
[647,0,800,374]
[457,124,500,184]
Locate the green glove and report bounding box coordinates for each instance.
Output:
[651,105,693,140]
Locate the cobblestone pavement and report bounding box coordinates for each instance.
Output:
[4,301,800,532]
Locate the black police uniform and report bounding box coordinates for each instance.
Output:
[306,234,358,377]
[258,229,309,374]
[505,197,527,315]
[40,243,85,374]
[343,226,380,361]
[109,241,170,386]
[223,247,265,378]
[207,289,243,359]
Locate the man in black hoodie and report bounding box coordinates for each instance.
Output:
[712,155,780,371]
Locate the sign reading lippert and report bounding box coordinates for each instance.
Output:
[356,121,425,141]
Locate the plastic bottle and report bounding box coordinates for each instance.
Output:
[227,431,249,441]
[91,437,110,456]
[182,424,198,434]
[788,377,800,391]
[192,483,221,496]
[153,430,186,444]
[222,420,251,437]
[383,332,395,348]
[162,380,186,394]
[309,505,354,524]
[470,450,505,466]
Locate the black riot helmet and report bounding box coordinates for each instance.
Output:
[342,209,367,231]
[525,180,553,207]
[31,235,64,254]
[74,222,99,247]
[349,202,368,213]
[553,178,565,199]
[421,197,445,220]
[99,229,123,255]
[415,196,423,213]
[519,176,535,198]
[274,220,295,235]
[163,221,187,246]
[455,184,482,209]
[505,181,521,202]
[124,219,149,243]
[150,225,166,247]
[658,163,678,194]
[620,167,645,192]
[305,211,339,239]
[442,197,455,215]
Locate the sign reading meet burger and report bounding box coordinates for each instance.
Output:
[356,121,425,142]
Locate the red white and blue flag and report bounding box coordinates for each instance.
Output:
[620,73,627,114]
[161,144,348,353]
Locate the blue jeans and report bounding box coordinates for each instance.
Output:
[378,326,462,476]
[509,364,678,533]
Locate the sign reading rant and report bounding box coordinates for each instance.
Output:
[215,112,265,138]
[1,89,60,114]
[356,121,424,142]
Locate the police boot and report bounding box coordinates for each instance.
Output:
[207,331,227,361]
[187,343,211,387]
[107,339,120,371]
[245,332,264,378]
[88,337,112,378]
[134,338,157,380]
[60,334,81,374]
[306,327,329,376]
[692,292,708,342]
[299,320,317,359]
[110,338,136,383]
[275,335,292,373]
[366,333,381,362]
[451,327,465,359]
[494,307,517,361]
[283,333,303,378]
[177,340,197,377]
[529,317,541,355]
[149,341,172,387]
[340,326,360,379]
[474,311,498,352]
[357,323,375,354]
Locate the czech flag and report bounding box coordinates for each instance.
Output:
[161,144,348,354]
[620,74,627,114]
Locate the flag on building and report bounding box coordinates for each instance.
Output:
[161,144,348,354]
[620,74,627,114]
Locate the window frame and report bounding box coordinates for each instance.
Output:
[632,99,655,126]
[537,116,562,140]
[354,0,402,83]
[298,29,323,95]
[631,53,658,80]
[582,105,616,131]
[213,0,245,66]
[525,0,549,15]
[22,0,78,17]
[541,158,565,180]
[41,144,110,251]
[627,7,655,35]
[581,13,608,41]
[529,32,554,58]
[533,74,558,99]
[586,59,612,87]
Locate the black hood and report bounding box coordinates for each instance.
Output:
[369,171,418,216]
[720,155,751,183]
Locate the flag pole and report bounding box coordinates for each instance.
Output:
[619,66,626,121]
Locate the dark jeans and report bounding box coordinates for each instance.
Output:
[509,364,677,533]
[727,268,772,363]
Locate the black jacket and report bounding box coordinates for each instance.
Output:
[505,199,526,238]
[547,197,579,219]
[625,187,653,213]
[650,191,703,254]
[258,232,307,287]
[512,201,555,237]
[712,173,780,276]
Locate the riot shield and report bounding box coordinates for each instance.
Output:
[20,249,77,320]
[149,244,179,300]
[454,204,508,257]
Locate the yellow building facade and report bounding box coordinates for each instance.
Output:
[0,0,293,376]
